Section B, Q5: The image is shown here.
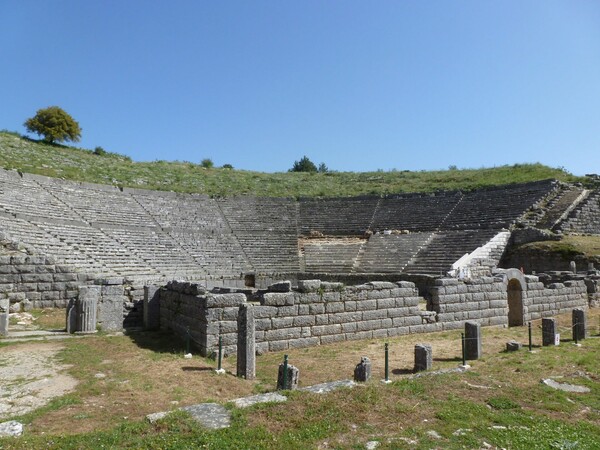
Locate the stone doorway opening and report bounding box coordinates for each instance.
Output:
[507,278,524,327]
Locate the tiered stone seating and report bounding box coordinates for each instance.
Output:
[299,197,378,235]
[0,215,109,274]
[218,197,300,272]
[0,171,81,221]
[168,228,252,275]
[442,180,557,230]
[37,178,154,228]
[100,227,204,278]
[354,233,434,273]
[371,193,461,232]
[303,238,364,273]
[32,221,159,278]
[404,229,499,275]
[0,169,577,281]
[132,191,229,231]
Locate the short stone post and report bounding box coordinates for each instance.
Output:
[354,356,372,382]
[0,297,9,336]
[506,340,522,352]
[414,343,432,372]
[542,318,558,346]
[143,285,160,330]
[236,304,255,380]
[76,286,99,334]
[569,260,577,274]
[277,362,299,390]
[464,322,482,360]
[572,308,586,342]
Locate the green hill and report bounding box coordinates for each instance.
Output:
[0,131,583,197]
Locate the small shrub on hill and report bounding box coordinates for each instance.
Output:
[201,158,214,169]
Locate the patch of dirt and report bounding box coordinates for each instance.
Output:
[0,342,77,419]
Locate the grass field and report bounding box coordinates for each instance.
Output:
[0,131,584,198]
[1,309,599,449]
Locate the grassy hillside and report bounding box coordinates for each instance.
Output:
[0,131,583,197]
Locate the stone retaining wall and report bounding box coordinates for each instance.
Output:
[428,277,508,330]
[157,273,593,356]
[523,276,588,321]
[158,280,434,356]
[0,255,94,311]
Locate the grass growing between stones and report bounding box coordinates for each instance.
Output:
[1,310,599,448]
[0,131,583,197]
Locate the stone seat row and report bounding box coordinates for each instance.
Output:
[303,239,365,273]
[354,233,434,273]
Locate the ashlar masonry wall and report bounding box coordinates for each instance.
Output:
[428,277,509,330]
[0,255,93,311]
[159,280,435,356]
[158,273,592,356]
[523,276,588,321]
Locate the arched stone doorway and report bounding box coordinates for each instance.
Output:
[507,278,524,327]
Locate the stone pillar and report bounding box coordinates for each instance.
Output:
[66,298,77,334]
[465,322,482,360]
[569,260,577,274]
[354,356,372,382]
[0,297,8,336]
[572,309,586,341]
[236,304,255,380]
[76,286,99,334]
[414,343,432,372]
[542,318,558,346]
[277,364,299,390]
[143,285,160,330]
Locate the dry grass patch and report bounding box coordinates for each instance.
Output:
[25,332,258,435]
[4,308,599,447]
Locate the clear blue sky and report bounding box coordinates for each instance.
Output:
[2,1,599,174]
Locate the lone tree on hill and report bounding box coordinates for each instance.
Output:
[24,106,82,144]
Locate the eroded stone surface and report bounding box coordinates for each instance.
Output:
[542,379,590,393]
[231,392,287,408]
[181,403,231,429]
[300,379,355,394]
[0,420,23,437]
[0,344,77,419]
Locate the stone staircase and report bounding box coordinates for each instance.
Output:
[450,230,511,277]
[404,229,499,275]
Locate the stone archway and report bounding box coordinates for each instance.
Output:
[507,278,524,327]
